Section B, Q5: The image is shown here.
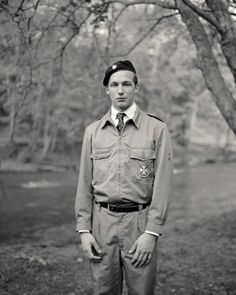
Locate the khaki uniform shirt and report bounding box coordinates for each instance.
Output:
[75,105,173,235]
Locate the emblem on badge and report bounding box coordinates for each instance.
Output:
[137,162,151,178]
[112,64,117,69]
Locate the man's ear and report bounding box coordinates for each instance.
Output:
[135,83,140,93]
[105,87,109,95]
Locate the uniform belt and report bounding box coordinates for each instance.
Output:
[96,201,150,212]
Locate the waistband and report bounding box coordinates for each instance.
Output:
[95,201,150,212]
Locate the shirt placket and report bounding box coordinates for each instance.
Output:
[118,133,122,199]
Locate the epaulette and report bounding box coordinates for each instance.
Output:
[96,114,106,121]
[147,113,164,122]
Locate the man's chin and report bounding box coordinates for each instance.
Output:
[117,101,129,108]
[113,101,133,111]
[118,104,129,111]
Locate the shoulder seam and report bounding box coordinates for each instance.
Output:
[147,113,164,122]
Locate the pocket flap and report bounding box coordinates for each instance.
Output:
[130,149,156,161]
[91,149,111,160]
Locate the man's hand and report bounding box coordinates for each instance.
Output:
[128,233,158,268]
[80,232,103,261]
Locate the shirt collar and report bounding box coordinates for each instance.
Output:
[131,105,142,128]
[100,102,142,129]
[100,110,113,129]
[111,102,137,121]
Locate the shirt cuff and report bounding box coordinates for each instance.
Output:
[78,230,90,234]
[145,230,160,237]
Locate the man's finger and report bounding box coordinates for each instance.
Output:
[91,239,102,254]
[145,253,152,265]
[86,247,102,261]
[131,249,141,266]
[134,252,147,268]
[138,253,148,267]
[129,241,137,254]
[133,253,143,267]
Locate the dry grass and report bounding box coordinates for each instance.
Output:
[0,163,236,295]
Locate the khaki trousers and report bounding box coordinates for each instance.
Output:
[91,203,158,295]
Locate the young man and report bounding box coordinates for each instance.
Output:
[75,60,173,295]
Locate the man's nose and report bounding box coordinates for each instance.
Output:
[118,84,124,95]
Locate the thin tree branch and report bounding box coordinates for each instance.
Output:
[113,5,127,23]
[105,0,177,10]
[27,0,41,30]
[15,61,34,118]
[111,12,179,57]
[54,11,92,71]
[182,0,223,34]
[104,3,129,60]
[15,0,26,16]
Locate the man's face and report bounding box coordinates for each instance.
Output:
[106,70,139,111]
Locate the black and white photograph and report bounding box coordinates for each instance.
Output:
[0,1,236,294]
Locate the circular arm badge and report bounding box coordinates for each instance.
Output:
[137,161,151,178]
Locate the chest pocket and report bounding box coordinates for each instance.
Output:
[92,150,111,160]
[129,149,156,181]
[91,148,111,183]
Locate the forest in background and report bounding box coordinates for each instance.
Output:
[1,3,236,294]
[0,0,236,169]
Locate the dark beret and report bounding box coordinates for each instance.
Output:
[103,60,136,86]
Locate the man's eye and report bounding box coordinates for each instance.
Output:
[123,82,132,86]
[110,83,118,87]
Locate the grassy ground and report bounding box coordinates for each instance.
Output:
[0,163,236,295]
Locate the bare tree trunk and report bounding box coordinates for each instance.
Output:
[29,83,44,154]
[40,136,51,160]
[176,0,236,134]
[206,0,236,85]
[40,114,51,161]
[8,83,16,143]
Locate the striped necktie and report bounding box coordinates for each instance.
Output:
[116,112,125,134]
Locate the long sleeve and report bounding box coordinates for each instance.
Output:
[75,127,93,232]
[145,123,173,235]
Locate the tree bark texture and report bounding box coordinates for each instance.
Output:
[40,113,52,161]
[206,0,236,85]
[9,84,16,143]
[176,0,236,134]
